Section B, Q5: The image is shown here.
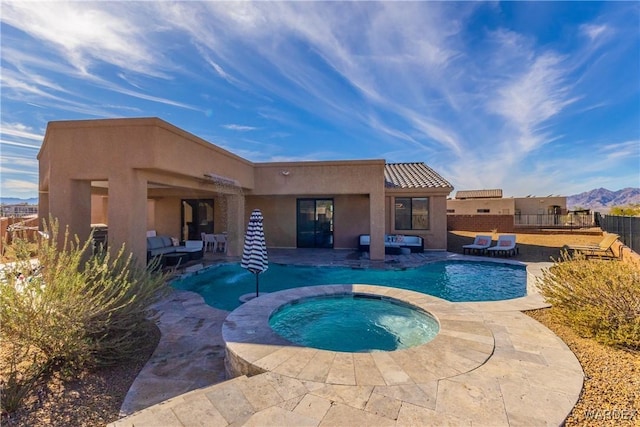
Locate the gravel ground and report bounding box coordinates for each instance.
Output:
[1,325,160,427]
[2,230,638,426]
[526,309,639,426]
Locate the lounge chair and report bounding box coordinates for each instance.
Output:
[487,234,518,257]
[462,235,493,255]
[564,233,619,259]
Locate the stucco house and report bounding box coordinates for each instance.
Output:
[38,118,453,262]
[447,189,567,217]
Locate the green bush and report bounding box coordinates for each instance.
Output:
[0,219,167,413]
[539,251,640,350]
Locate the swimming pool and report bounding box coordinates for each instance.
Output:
[172,260,527,311]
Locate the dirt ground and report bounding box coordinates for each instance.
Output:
[447,229,604,262]
[3,229,638,426]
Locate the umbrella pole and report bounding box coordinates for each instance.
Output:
[255,273,259,298]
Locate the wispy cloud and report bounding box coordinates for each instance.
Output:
[0,1,637,198]
[222,124,258,132]
[0,140,41,150]
[0,155,38,168]
[1,178,38,193]
[2,1,166,77]
[597,140,640,161]
[581,24,609,42]
[0,123,43,141]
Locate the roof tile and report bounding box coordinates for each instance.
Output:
[384,163,453,189]
[455,189,503,199]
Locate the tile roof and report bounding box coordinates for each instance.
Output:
[455,189,503,199]
[384,163,453,189]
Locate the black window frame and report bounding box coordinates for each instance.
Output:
[394,197,430,230]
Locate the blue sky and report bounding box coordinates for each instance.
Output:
[1,1,639,199]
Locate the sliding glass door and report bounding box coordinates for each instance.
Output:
[297,199,334,248]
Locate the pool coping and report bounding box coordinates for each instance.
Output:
[112,257,583,426]
[223,285,495,386]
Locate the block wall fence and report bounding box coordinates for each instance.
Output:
[446,215,514,233]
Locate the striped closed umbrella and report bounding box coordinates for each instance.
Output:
[241,209,268,297]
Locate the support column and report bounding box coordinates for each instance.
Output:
[48,179,92,249]
[107,170,148,266]
[225,194,245,257]
[38,191,50,231]
[369,189,386,261]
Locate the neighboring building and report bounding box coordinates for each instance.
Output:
[447,190,567,216]
[38,118,453,262]
[447,189,571,231]
[1,203,38,217]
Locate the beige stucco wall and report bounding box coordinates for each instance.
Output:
[334,195,371,249]
[447,198,515,215]
[249,161,387,258]
[246,196,297,248]
[246,194,371,250]
[447,196,567,216]
[386,192,450,250]
[514,196,567,214]
[90,194,108,225]
[39,118,255,262]
[39,117,450,262]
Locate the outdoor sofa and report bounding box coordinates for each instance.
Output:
[146,235,203,262]
[359,234,424,254]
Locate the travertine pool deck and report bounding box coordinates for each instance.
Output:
[110,251,583,426]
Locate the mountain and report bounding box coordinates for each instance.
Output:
[567,187,640,212]
[0,197,39,205]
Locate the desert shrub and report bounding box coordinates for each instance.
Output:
[0,219,167,413]
[539,251,640,350]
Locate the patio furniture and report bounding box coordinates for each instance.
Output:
[564,233,619,259]
[358,234,424,253]
[147,235,203,262]
[202,233,216,252]
[183,240,204,260]
[462,235,493,255]
[162,252,189,267]
[213,233,228,253]
[487,234,519,257]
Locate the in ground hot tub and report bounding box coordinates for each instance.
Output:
[269,294,439,352]
[222,284,495,384]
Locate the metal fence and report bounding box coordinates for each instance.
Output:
[514,213,594,228]
[596,213,640,252]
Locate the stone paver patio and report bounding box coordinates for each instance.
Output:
[109,250,583,426]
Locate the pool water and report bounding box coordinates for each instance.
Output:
[172,260,527,311]
[269,294,440,352]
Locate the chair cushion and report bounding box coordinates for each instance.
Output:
[185,240,203,250]
[161,236,173,247]
[147,236,164,250]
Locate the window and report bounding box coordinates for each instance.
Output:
[395,197,429,230]
[477,208,490,213]
[447,209,455,213]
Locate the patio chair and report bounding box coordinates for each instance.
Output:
[213,233,228,254]
[487,234,518,257]
[462,235,493,255]
[201,232,216,252]
[564,233,619,259]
